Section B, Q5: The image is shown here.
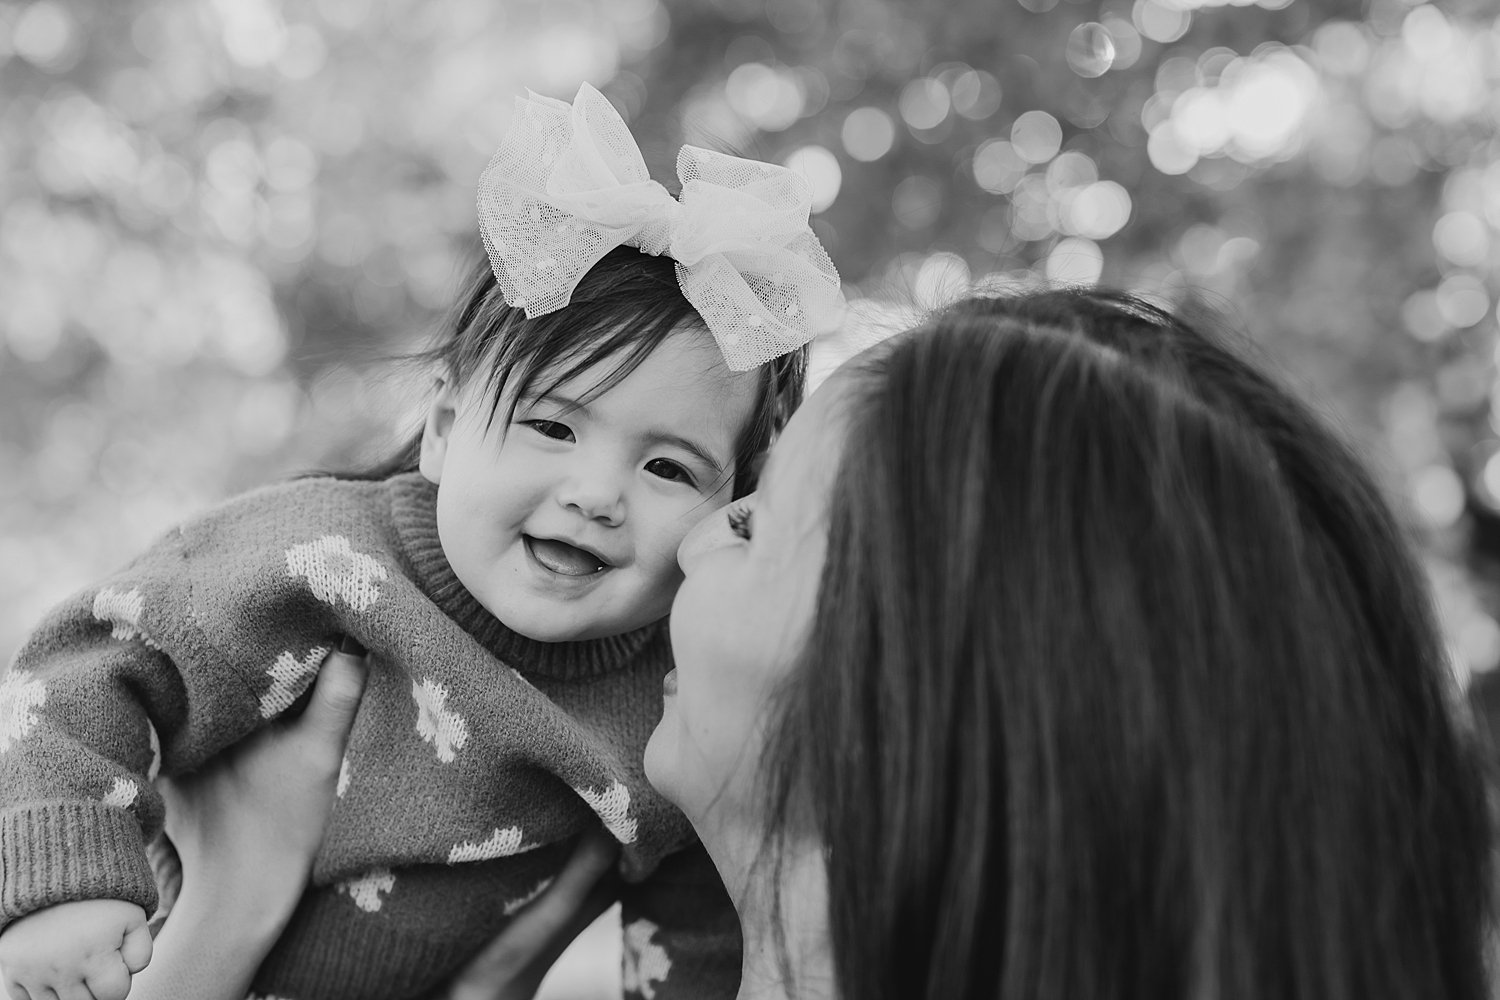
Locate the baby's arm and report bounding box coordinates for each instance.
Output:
[0,587,212,937]
[0,899,151,1000]
[0,521,286,938]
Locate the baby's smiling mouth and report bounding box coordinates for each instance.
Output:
[524,536,611,577]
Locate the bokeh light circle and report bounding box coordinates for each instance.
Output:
[13,1,81,72]
[1147,123,1197,175]
[1045,237,1104,284]
[1065,181,1133,239]
[841,107,896,162]
[913,252,972,310]
[1066,23,1117,78]
[1433,211,1489,267]
[1011,110,1063,164]
[1134,0,1190,43]
[1402,288,1447,341]
[784,145,842,213]
[973,139,1028,194]
[725,62,804,131]
[949,69,1003,119]
[898,77,951,131]
[1435,274,1490,328]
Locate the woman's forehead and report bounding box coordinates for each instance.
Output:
[761,368,856,512]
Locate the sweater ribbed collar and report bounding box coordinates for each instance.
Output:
[387,472,663,682]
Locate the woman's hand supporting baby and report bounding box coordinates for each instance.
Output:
[123,639,370,1000]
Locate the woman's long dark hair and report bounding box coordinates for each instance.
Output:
[763,288,1493,1000]
[349,245,805,497]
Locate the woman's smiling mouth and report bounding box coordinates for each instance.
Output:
[524,536,610,577]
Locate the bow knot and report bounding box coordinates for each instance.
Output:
[632,200,680,260]
[477,84,841,370]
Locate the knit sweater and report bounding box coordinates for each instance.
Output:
[0,472,740,1000]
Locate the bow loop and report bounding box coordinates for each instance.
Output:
[668,146,840,368]
[477,84,841,370]
[478,85,674,314]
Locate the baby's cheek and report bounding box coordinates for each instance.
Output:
[640,521,696,576]
[622,540,683,614]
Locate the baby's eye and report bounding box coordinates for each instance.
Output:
[645,458,695,487]
[526,420,574,442]
[727,502,753,540]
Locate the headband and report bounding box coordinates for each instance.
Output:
[476,83,842,371]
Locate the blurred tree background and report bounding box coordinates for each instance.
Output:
[5,0,1500,702]
[6,0,1500,994]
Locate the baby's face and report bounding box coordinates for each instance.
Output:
[420,326,761,642]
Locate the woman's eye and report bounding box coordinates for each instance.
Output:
[526,420,574,442]
[645,458,695,486]
[727,502,753,540]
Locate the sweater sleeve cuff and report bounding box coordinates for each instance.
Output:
[0,801,157,928]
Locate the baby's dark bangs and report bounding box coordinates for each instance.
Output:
[463,250,700,430]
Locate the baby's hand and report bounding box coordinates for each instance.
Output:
[0,899,151,1000]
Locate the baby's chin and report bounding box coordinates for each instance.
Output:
[491,603,670,644]
[452,551,677,644]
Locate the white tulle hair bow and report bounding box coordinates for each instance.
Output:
[476,84,842,371]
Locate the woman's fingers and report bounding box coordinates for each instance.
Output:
[446,830,620,1000]
[300,638,369,744]
[522,830,619,939]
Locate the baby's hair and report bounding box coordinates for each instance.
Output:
[759,287,1493,1000]
[352,246,806,498]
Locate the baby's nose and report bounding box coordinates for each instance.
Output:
[558,472,625,525]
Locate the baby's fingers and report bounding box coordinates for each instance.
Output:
[118,919,151,974]
[80,972,127,1000]
[81,953,130,1000]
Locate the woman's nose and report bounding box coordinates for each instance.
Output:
[677,494,753,573]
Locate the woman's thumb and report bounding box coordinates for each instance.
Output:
[303,636,369,741]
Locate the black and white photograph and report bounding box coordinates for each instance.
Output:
[1,0,1497,998]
